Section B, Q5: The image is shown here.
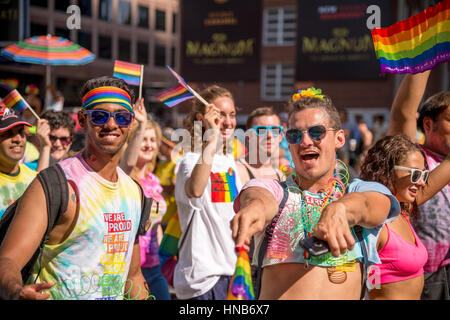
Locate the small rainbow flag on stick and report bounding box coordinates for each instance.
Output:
[113,60,144,99]
[113,60,142,86]
[2,89,28,114]
[155,83,195,108]
[227,247,255,300]
[156,66,208,107]
[371,0,450,74]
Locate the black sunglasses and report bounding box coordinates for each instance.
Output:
[285,125,336,144]
[83,109,134,127]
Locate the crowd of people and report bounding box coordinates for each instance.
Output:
[0,68,448,300]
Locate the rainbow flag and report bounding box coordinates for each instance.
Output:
[227,247,255,300]
[1,89,28,114]
[155,83,195,107]
[371,0,450,74]
[210,170,239,203]
[113,60,142,86]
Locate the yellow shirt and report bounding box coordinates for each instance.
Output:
[0,163,37,219]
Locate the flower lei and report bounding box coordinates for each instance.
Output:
[292,87,324,102]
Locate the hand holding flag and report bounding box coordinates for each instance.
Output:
[0,84,40,120]
[227,246,255,300]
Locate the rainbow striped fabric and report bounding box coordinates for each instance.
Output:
[371,0,450,74]
[155,83,195,107]
[81,86,133,112]
[227,247,255,300]
[210,170,239,203]
[1,89,27,113]
[113,60,142,86]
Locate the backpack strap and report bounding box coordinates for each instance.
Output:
[132,179,154,236]
[23,164,69,283]
[255,180,288,299]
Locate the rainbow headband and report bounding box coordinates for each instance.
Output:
[292,87,324,102]
[81,86,133,112]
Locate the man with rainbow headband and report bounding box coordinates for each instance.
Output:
[0,76,150,300]
[232,88,401,299]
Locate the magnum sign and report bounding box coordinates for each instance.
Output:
[180,0,261,81]
[296,0,391,80]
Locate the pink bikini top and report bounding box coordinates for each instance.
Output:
[374,212,428,285]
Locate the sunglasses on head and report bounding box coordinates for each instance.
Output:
[285,125,336,145]
[253,125,283,136]
[49,134,72,146]
[394,166,429,184]
[83,109,134,127]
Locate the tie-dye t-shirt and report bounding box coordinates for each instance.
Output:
[0,163,37,219]
[414,146,450,273]
[30,153,142,300]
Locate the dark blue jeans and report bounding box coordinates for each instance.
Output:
[142,265,172,300]
[188,275,232,300]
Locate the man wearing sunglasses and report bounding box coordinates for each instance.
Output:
[231,91,400,299]
[387,70,450,300]
[35,110,75,171]
[0,77,150,300]
[236,107,284,185]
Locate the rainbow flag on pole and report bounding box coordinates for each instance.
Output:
[1,88,28,114]
[371,0,450,74]
[227,247,255,300]
[113,60,142,86]
[155,83,195,107]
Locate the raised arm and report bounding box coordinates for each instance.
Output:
[119,98,147,175]
[417,153,450,206]
[0,178,51,299]
[185,104,221,198]
[36,119,51,172]
[231,187,279,250]
[387,70,431,140]
[313,191,394,257]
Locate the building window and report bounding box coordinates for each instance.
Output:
[78,0,92,17]
[54,27,70,40]
[98,35,112,59]
[54,0,70,12]
[78,31,92,51]
[261,63,294,101]
[137,41,149,65]
[263,7,296,46]
[30,23,47,37]
[118,1,131,25]
[98,0,113,21]
[154,45,166,67]
[170,47,176,69]
[155,10,166,31]
[172,13,177,34]
[30,0,48,8]
[137,5,149,28]
[118,38,131,61]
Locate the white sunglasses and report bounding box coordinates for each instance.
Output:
[394,166,429,183]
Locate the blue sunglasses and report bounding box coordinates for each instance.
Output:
[84,109,134,127]
[252,125,283,136]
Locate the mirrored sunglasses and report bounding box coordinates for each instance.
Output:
[49,135,72,146]
[285,125,336,145]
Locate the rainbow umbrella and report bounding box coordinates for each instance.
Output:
[227,247,255,300]
[1,34,95,106]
